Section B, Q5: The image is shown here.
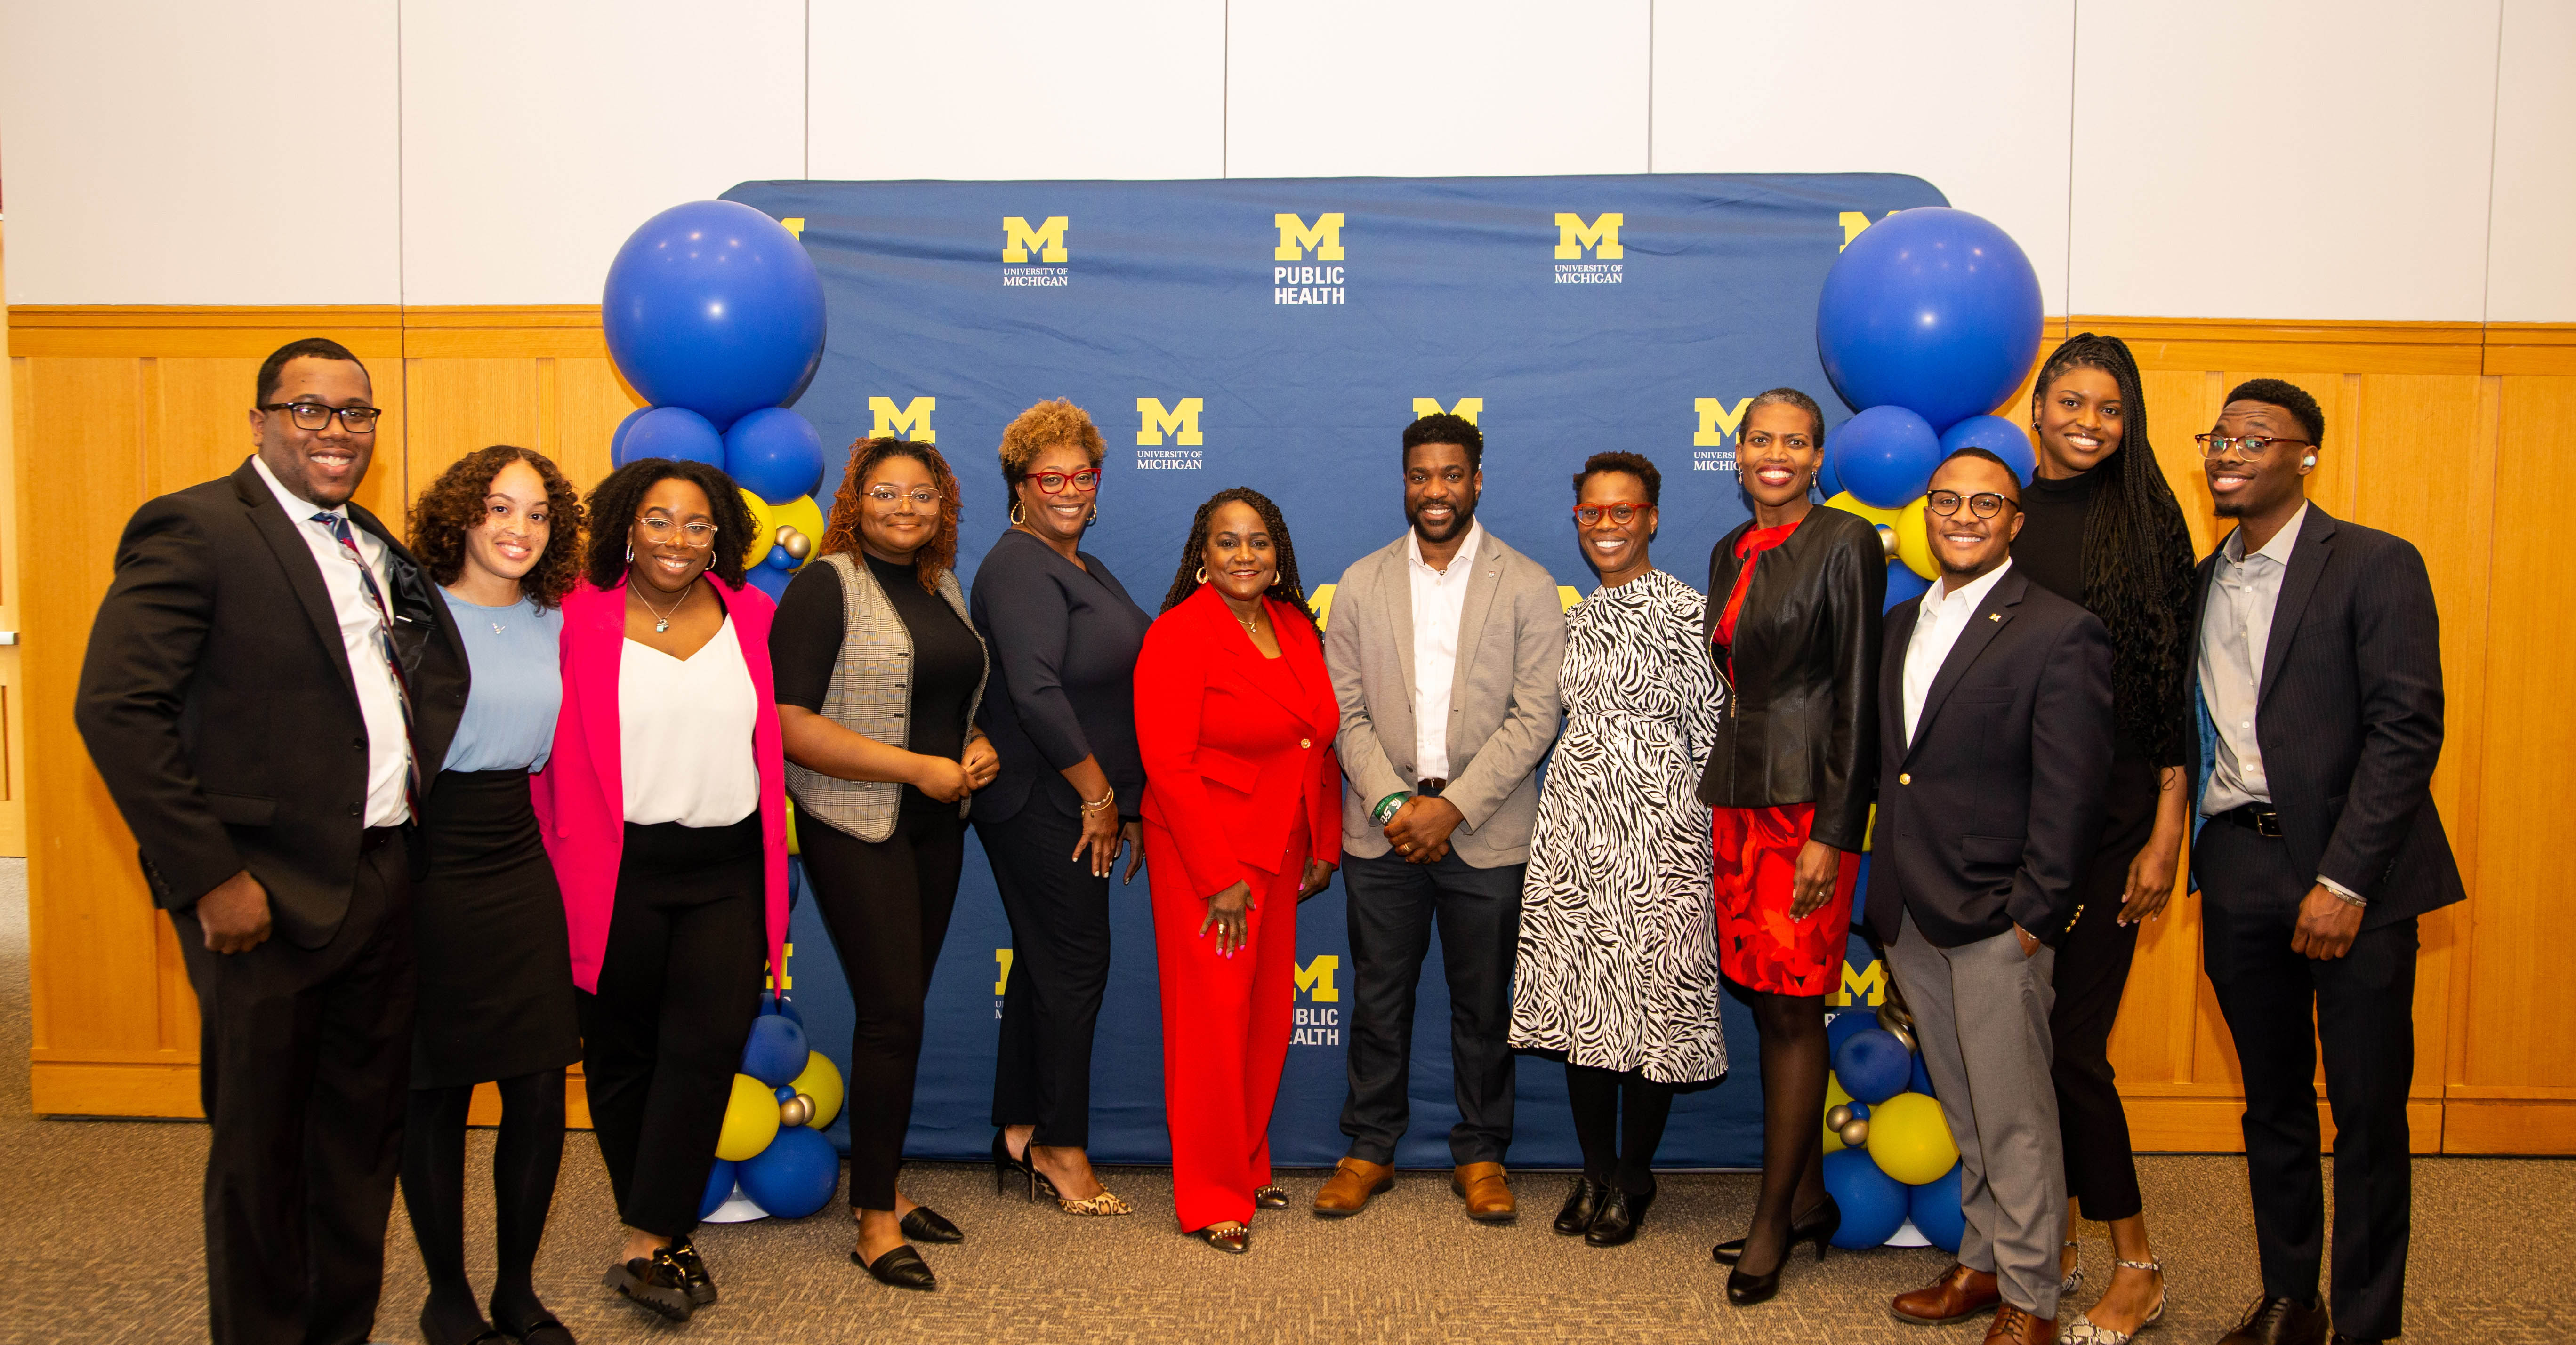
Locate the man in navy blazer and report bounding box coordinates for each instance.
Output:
[1865,448,2114,1345]
[2186,379,2462,1345]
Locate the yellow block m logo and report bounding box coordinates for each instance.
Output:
[1694,396,1753,447]
[1411,397,1483,425]
[1832,958,1886,1007]
[1003,216,1068,263]
[1554,212,1623,259]
[1136,397,1204,446]
[1295,955,1340,1002]
[1275,213,1345,261]
[868,395,936,443]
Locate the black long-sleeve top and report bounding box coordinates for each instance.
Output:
[969,528,1153,823]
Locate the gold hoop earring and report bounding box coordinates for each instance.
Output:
[1087,504,1098,526]
[1009,499,1024,526]
[1195,566,1208,584]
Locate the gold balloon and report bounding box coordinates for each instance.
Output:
[774,523,797,546]
[1838,1118,1872,1149]
[778,1094,813,1129]
[1887,1023,1917,1055]
[1826,1104,1855,1131]
[1877,1001,1914,1033]
[1879,524,1900,560]
[781,529,813,561]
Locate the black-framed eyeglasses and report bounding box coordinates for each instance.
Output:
[1927,490,2014,519]
[1028,469,1101,495]
[864,486,943,508]
[258,402,381,433]
[2194,433,2311,459]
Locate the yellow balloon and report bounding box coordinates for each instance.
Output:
[789,1050,845,1129]
[783,795,801,857]
[738,490,777,570]
[1823,1074,1856,1153]
[716,1073,782,1161]
[769,495,826,571]
[1866,1090,1961,1185]
[1824,491,1900,530]
[1894,495,1939,579]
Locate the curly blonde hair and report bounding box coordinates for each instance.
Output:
[819,438,961,594]
[996,398,1106,516]
[408,445,585,610]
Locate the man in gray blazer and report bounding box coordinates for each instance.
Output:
[1313,413,1566,1224]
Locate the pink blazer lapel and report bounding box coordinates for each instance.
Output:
[564,583,628,823]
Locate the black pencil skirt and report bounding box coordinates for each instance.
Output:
[411,769,582,1090]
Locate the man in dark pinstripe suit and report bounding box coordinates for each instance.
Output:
[2187,378,2464,1345]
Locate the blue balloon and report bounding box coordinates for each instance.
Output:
[1910,1049,1935,1097]
[760,991,803,1025]
[1940,414,2038,487]
[743,563,794,603]
[1824,1148,1909,1249]
[1883,564,1932,612]
[1834,1027,1913,1104]
[618,407,724,469]
[1832,405,1941,508]
[741,1014,809,1087]
[603,200,827,432]
[724,407,826,504]
[699,1158,738,1220]
[1814,442,1845,500]
[764,543,799,571]
[609,407,652,463]
[1827,1008,1880,1055]
[1907,1161,1966,1252]
[1817,206,2045,432]
[737,1124,840,1218]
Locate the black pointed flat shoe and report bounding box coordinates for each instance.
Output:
[493,1307,575,1345]
[1254,1185,1291,1209]
[419,1302,506,1345]
[901,1205,965,1244]
[1198,1222,1251,1254]
[1554,1177,1610,1236]
[854,1244,938,1291]
[602,1249,692,1321]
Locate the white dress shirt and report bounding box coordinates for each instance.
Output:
[1901,559,2014,746]
[2198,504,2305,817]
[1407,520,1482,782]
[251,454,412,827]
[620,615,763,826]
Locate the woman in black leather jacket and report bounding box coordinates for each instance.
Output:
[1695,388,1884,1306]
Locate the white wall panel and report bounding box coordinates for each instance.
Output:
[1226,0,1650,178]
[2486,0,2576,322]
[806,1,1224,180]
[2068,0,2501,321]
[0,0,402,304]
[399,0,806,305]
[1650,0,2076,315]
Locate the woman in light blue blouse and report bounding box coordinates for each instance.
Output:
[400,446,587,1345]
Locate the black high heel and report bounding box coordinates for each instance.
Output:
[1723,1196,1841,1306]
[1712,1193,1843,1264]
[991,1130,1039,1201]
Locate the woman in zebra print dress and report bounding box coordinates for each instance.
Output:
[1509,451,1723,1249]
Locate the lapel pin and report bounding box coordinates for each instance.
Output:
[1988,612,2002,622]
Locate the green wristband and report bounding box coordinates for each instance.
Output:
[1371,792,1413,826]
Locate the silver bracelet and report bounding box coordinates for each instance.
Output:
[2322,883,2367,910]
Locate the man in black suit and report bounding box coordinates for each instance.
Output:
[1865,448,2114,1345]
[75,338,466,1345]
[2187,380,2460,1345]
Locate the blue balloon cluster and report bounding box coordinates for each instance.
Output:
[1821,1010,1966,1252]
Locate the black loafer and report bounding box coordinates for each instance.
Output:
[602,1249,692,1321]
[1585,1185,1654,1248]
[1554,1178,1610,1236]
[900,1205,964,1244]
[854,1244,938,1291]
[666,1237,717,1305]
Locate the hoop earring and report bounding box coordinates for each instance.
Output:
[1195,566,1208,584]
[1087,504,1098,526]
[624,544,633,564]
[1009,499,1024,526]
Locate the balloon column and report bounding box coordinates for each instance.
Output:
[702,993,848,1223]
[603,200,832,602]
[1818,1002,1966,1252]
[1813,207,2045,610]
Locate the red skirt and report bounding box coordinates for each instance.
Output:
[1711,803,1857,997]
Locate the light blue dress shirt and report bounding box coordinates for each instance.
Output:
[439,591,565,773]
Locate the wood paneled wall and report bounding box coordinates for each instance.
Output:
[11,305,2571,1153]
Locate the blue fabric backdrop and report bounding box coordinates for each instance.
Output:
[722,172,1945,1170]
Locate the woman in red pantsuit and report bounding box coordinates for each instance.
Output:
[1135,488,1341,1256]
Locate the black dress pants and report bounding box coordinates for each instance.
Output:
[1339,849,1522,1166]
[171,829,413,1345]
[2050,754,2156,1222]
[974,793,1112,1149]
[2198,818,2419,1344]
[804,794,967,1209]
[577,817,766,1241]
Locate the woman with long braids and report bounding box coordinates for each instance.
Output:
[1692,392,1884,1304]
[2011,333,2192,1345]
[1134,488,1341,1255]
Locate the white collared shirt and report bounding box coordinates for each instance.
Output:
[250,454,412,827]
[1407,519,1483,782]
[1901,559,2014,746]
[2198,503,2307,817]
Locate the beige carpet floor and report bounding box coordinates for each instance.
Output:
[8,863,2565,1344]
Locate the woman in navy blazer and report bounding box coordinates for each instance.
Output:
[1133,488,1340,1256]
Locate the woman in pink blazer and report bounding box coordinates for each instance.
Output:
[532,458,789,1325]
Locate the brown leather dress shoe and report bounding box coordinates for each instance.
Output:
[1450,1162,1516,1223]
[1311,1156,1394,1217]
[1984,1303,2054,1344]
[1891,1262,2001,1325]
